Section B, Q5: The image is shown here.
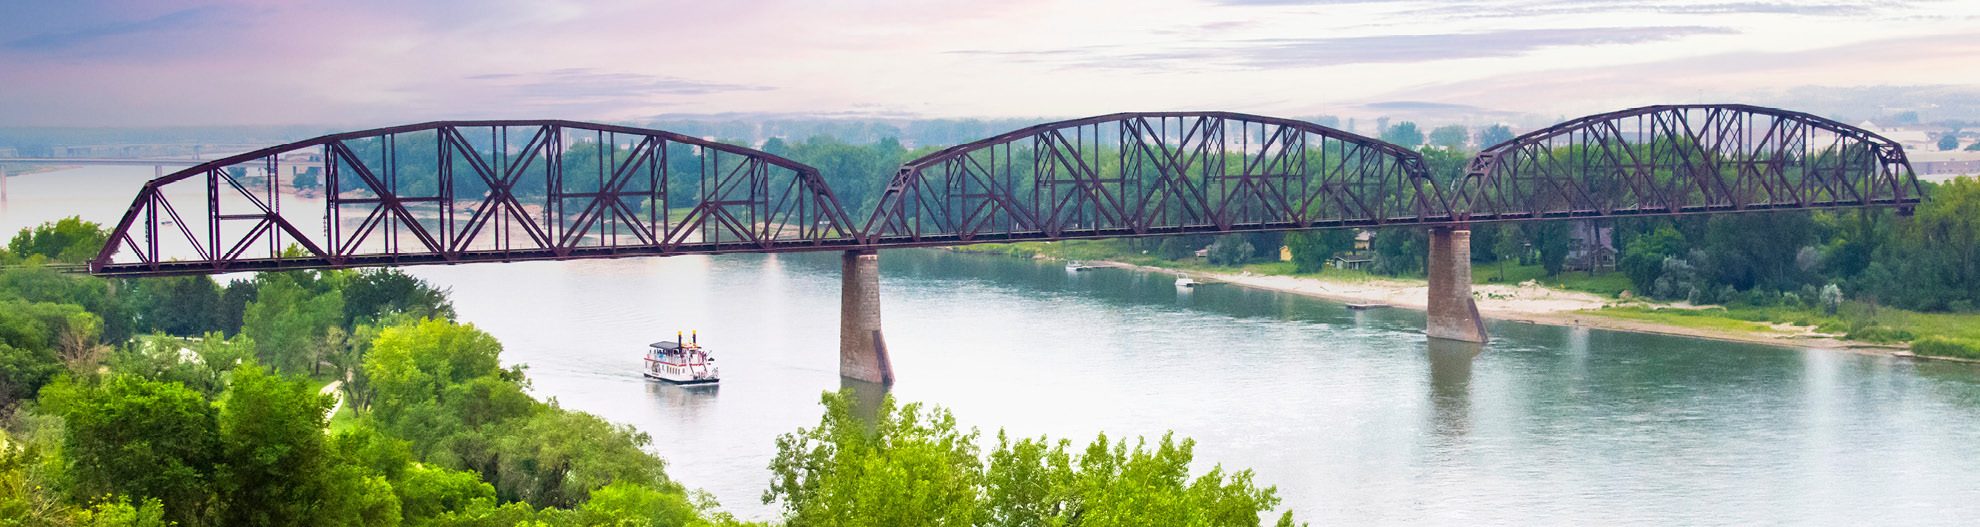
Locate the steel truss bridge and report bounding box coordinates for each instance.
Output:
[88,105,1922,277]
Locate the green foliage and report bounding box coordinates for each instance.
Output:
[215,364,336,526]
[107,333,254,398]
[766,390,1293,526]
[7,217,107,264]
[343,269,455,327]
[1372,228,1425,276]
[765,391,987,526]
[47,375,220,525]
[1619,225,1686,293]
[74,497,170,527]
[1284,230,1354,273]
[1937,133,1958,151]
[0,300,95,408]
[396,464,496,526]
[1157,235,1209,260]
[1205,235,1254,266]
[1912,336,1980,360]
[0,266,138,344]
[242,272,344,374]
[129,276,222,336]
[1478,124,1515,147]
[483,409,675,509]
[1427,124,1468,150]
[1379,122,1423,147]
[1527,221,1572,277]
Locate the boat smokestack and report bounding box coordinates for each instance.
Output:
[677,330,683,344]
[692,330,698,345]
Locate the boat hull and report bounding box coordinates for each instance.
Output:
[643,371,719,385]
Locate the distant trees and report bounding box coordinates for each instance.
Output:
[1478,124,1515,147]
[6,216,105,263]
[1939,133,1960,151]
[1285,230,1355,273]
[1380,122,1423,148]
[1428,125,1469,150]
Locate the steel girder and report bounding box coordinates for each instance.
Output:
[860,112,1456,247]
[90,120,862,276]
[1457,104,1923,222]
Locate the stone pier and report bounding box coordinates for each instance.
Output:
[840,250,894,384]
[1426,227,1488,343]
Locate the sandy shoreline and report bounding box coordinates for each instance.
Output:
[1077,258,1910,356]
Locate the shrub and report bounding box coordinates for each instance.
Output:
[1912,336,1980,360]
[1846,324,1915,343]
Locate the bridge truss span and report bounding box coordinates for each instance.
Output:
[861,112,1458,246]
[1457,104,1924,222]
[91,120,862,276]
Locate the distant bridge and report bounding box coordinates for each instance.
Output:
[79,105,1924,383]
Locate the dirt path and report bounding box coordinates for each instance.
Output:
[321,380,344,424]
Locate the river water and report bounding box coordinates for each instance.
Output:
[8,166,1980,525]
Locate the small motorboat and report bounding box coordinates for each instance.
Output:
[1065,260,1098,272]
[643,331,719,385]
[1174,275,1199,288]
[1346,303,1390,310]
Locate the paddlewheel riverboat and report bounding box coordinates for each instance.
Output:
[644,331,719,385]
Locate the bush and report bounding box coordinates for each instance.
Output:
[1912,336,1980,360]
[1845,324,1914,343]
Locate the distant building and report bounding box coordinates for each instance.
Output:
[1331,255,1373,271]
[1566,221,1615,272]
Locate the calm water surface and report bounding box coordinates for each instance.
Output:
[8,166,1980,525]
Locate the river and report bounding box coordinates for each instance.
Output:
[7,166,1980,525]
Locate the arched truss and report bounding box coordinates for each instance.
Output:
[861,112,1456,245]
[1457,104,1924,221]
[91,120,861,276]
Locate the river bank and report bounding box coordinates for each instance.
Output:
[1083,258,1888,352]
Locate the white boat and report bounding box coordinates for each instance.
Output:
[1066,261,1098,272]
[643,331,719,385]
[1175,276,1199,288]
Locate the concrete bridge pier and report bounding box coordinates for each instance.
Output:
[1427,227,1488,343]
[840,249,894,385]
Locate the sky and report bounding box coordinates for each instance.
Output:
[2,0,1978,127]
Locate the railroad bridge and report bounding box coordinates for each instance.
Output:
[85,105,1923,384]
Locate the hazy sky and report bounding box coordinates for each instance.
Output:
[2,0,1977,127]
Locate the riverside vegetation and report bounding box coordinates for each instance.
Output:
[953,124,1980,360]
[0,218,1300,526]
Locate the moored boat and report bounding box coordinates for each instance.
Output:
[644,331,719,385]
[1175,275,1199,288]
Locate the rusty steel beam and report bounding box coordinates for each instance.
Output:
[1457,104,1923,223]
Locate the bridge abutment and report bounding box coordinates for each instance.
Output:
[840,249,894,385]
[1427,227,1488,343]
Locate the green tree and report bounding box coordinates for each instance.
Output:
[1478,124,1515,147]
[215,364,336,527]
[1,300,96,408]
[47,375,220,525]
[1372,228,1426,276]
[1528,222,1573,277]
[242,272,344,374]
[766,391,985,526]
[342,269,455,327]
[1619,225,1686,293]
[1427,125,1469,150]
[1284,230,1354,273]
[1938,133,1959,151]
[131,275,222,336]
[1380,122,1423,148]
[7,216,107,263]
[986,432,1282,527]
[484,409,676,509]
[1205,235,1254,266]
